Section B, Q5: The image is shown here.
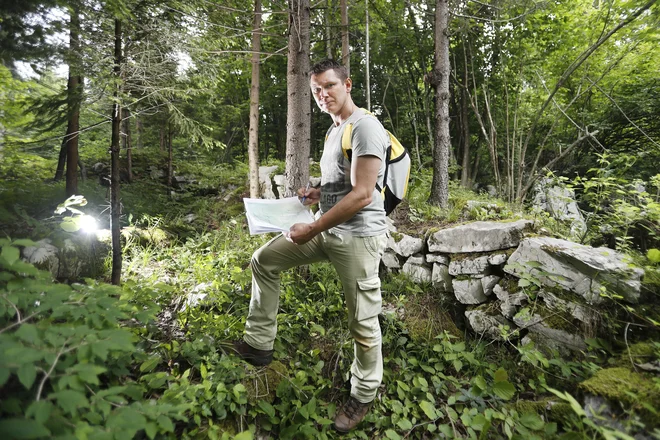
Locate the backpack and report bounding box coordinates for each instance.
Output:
[340,109,411,215]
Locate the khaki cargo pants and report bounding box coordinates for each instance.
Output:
[244,231,387,403]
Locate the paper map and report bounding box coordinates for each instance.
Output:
[243,197,315,235]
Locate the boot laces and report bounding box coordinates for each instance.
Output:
[343,398,364,420]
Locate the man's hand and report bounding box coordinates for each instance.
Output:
[297,186,321,206]
[288,222,317,245]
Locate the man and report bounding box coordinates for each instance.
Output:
[234,59,389,432]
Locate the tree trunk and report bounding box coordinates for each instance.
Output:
[110,19,123,286]
[65,8,81,197]
[365,0,370,110]
[248,0,262,198]
[326,0,334,59]
[54,138,66,181]
[135,116,143,149]
[340,0,349,75]
[123,108,133,183]
[460,55,470,187]
[284,0,311,197]
[428,0,450,207]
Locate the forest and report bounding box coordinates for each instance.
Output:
[0,0,659,439]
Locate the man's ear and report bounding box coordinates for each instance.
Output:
[346,78,352,92]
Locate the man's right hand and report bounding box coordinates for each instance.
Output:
[298,187,321,206]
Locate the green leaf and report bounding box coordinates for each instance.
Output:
[13,239,37,247]
[69,364,107,385]
[18,364,37,390]
[234,431,253,440]
[144,421,158,440]
[0,367,10,387]
[0,418,51,439]
[520,412,544,430]
[258,400,276,418]
[419,400,438,420]
[60,217,81,232]
[26,400,53,425]
[1,245,20,265]
[492,381,516,400]
[518,279,531,287]
[157,414,175,433]
[493,368,508,383]
[397,418,413,430]
[52,389,88,415]
[15,324,40,344]
[647,248,660,263]
[385,429,402,440]
[473,376,487,391]
[140,356,161,373]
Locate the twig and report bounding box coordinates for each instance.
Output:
[36,339,70,401]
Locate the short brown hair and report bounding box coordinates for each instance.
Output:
[309,59,349,81]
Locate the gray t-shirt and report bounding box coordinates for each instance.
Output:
[319,109,388,236]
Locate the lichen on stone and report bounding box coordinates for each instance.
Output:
[242,360,288,404]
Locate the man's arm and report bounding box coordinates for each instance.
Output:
[288,155,381,244]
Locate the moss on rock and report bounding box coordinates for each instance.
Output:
[243,360,288,404]
[579,367,660,427]
[403,292,462,342]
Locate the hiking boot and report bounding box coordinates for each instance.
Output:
[232,340,273,366]
[334,396,372,433]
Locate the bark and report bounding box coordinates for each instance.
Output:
[284,0,311,197]
[110,19,123,286]
[340,0,349,75]
[459,46,470,187]
[326,0,333,59]
[65,8,82,197]
[122,108,133,183]
[428,0,450,208]
[54,138,66,181]
[167,126,173,188]
[248,0,262,198]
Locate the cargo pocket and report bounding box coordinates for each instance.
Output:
[356,276,382,321]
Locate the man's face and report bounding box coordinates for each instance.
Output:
[310,69,351,115]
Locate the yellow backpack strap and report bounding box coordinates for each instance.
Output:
[341,123,353,160]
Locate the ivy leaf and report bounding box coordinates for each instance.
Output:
[1,245,20,265]
[419,400,438,420]
[0,418,51,439]
[492,381,516,400]
[520,412,544,430]
[17,364,37,390]
[258,400,276,418]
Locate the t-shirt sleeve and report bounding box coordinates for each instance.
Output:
[350,116,389,162]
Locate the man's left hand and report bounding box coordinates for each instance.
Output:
[288,222,316,245]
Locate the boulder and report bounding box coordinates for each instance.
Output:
[505,237,643,304]
[487,253,509,266]
[388,233,424,258]
[402,256,432,283]
[428,220,532,253]
[22,236,108,280]
[480,275,501,296]
[494,284,528,319]
[273,174,286,198]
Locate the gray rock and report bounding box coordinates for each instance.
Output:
[452,278,488,304]
[259,166,279,199]
[488,253,509,266]
[505,237,643,304]
[388,233,424,258]
[493,284,528,319]
[22,236,108,280]
[514,311,586,352]
[449,255,491,276]
[426,253,450,265]
[381,251,401,270]
[532,178,586,237]
[465,309,511,341]
[402,257,432,283]
[538,290,598,326]
[273,174,286,198]
[432,263,453,292]
[480,275,501,296]
[428,220,532,253]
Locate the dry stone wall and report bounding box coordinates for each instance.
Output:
[384,220,644,354]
